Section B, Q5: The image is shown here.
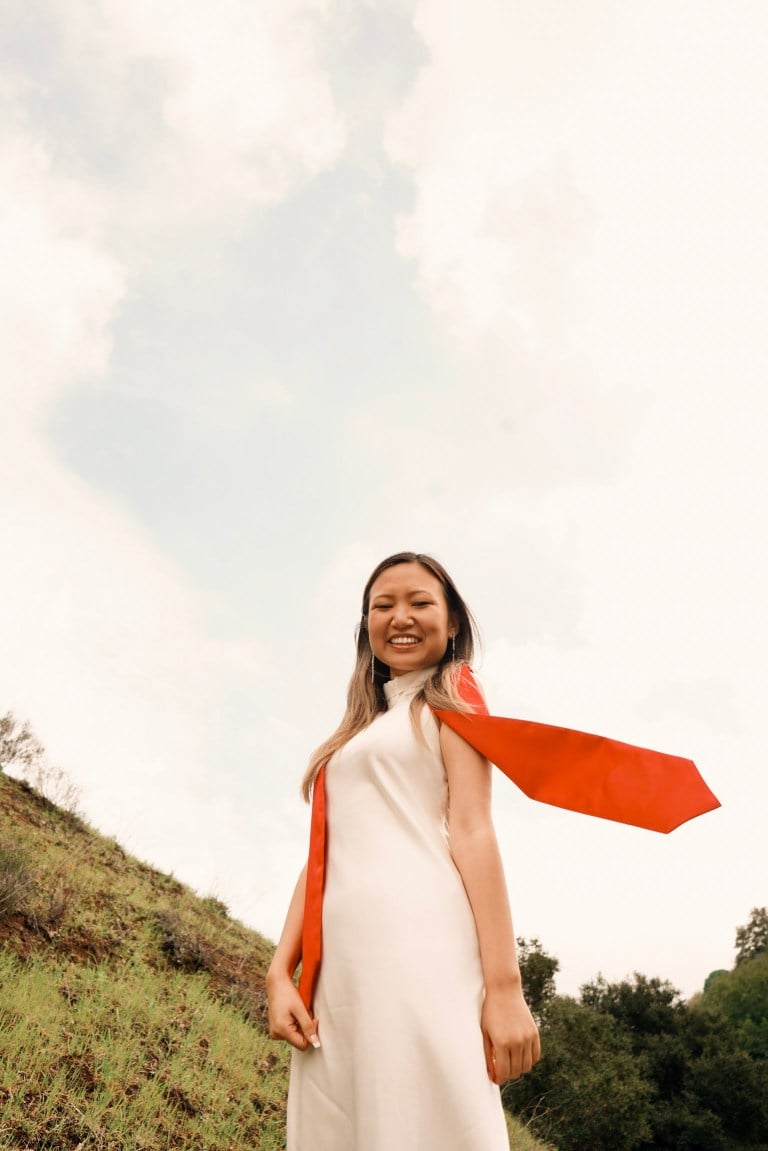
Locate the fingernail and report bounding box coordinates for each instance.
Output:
[309,1034,321,1049]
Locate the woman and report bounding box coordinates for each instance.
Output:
[267,551,541,1150]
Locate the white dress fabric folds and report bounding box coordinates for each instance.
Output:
[287,666,510,1151]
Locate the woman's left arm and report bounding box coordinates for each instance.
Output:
[440,721,542,1084]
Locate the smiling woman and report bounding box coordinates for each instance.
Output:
[267,551,540,1151]
[299,552,480,798]
[367,561,457,675]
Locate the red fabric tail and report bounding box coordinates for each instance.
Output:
[435,666,720,834]
[297,666,720,1010]
[298,764,326,1011]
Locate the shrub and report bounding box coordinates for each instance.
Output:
[0,711,82,816]
[0,711,44,772]
[154,910,216,973]
[0,839,36,919]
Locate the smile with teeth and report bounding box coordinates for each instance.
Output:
[389,636,421,646]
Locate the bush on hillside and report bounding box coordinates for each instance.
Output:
[0,710,81,816]
[0,711,45,772]
[153,909,216,973]
[0,839,36,919]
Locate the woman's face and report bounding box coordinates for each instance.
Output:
[366,562,456,677]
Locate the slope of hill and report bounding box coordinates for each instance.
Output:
[0,772,288,1150]
[0,771,552,1150]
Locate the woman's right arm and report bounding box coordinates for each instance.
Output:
[266,865,321,1050]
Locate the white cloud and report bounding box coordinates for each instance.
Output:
[385,1,768,374]
[0,0,347,929]
[1,1,345,259]
[0,127,122,426]
[0,123,269,890]
[329,0,768,992]
[97,0,345,242]
[378,0,768,632]
[385,2,597,348]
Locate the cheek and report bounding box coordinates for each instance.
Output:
[433,611,451,634]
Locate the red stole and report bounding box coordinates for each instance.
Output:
[297,665,719,1010]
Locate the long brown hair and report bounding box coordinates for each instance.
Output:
[301,552,481,800]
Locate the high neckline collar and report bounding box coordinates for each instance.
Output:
[383,665,437,704]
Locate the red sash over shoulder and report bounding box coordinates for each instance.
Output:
[298,665,720,1010]
[297,762,326,1012]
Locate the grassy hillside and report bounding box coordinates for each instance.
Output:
[0,771,552,1150]
[0,771,289,1150]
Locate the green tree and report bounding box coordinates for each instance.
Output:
[735,907,768,965]
[517,937,559,1019]
[583,972,768,1151]
[505,996,652,1151]
[700,951,768,1059]
[581,971,684,1031]
[684,1003,768,1147]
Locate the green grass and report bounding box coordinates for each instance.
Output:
[506,1111,557,1151]
[0,773,288,1149]
[0,952,288,1149]
[0,771,554,1150]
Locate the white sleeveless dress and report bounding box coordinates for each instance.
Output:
[286,666,510,1151]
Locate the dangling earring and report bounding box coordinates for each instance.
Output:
[371,650,375,685]
[451,633,457,661]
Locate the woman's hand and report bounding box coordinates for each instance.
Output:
[266,970,321,1052]
[481,984,541,1084]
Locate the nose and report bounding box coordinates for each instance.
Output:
[391,604,414,628]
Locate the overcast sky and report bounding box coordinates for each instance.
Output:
[2,0,766,998]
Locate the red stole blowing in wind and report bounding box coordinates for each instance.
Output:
[298,665,720,1011]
